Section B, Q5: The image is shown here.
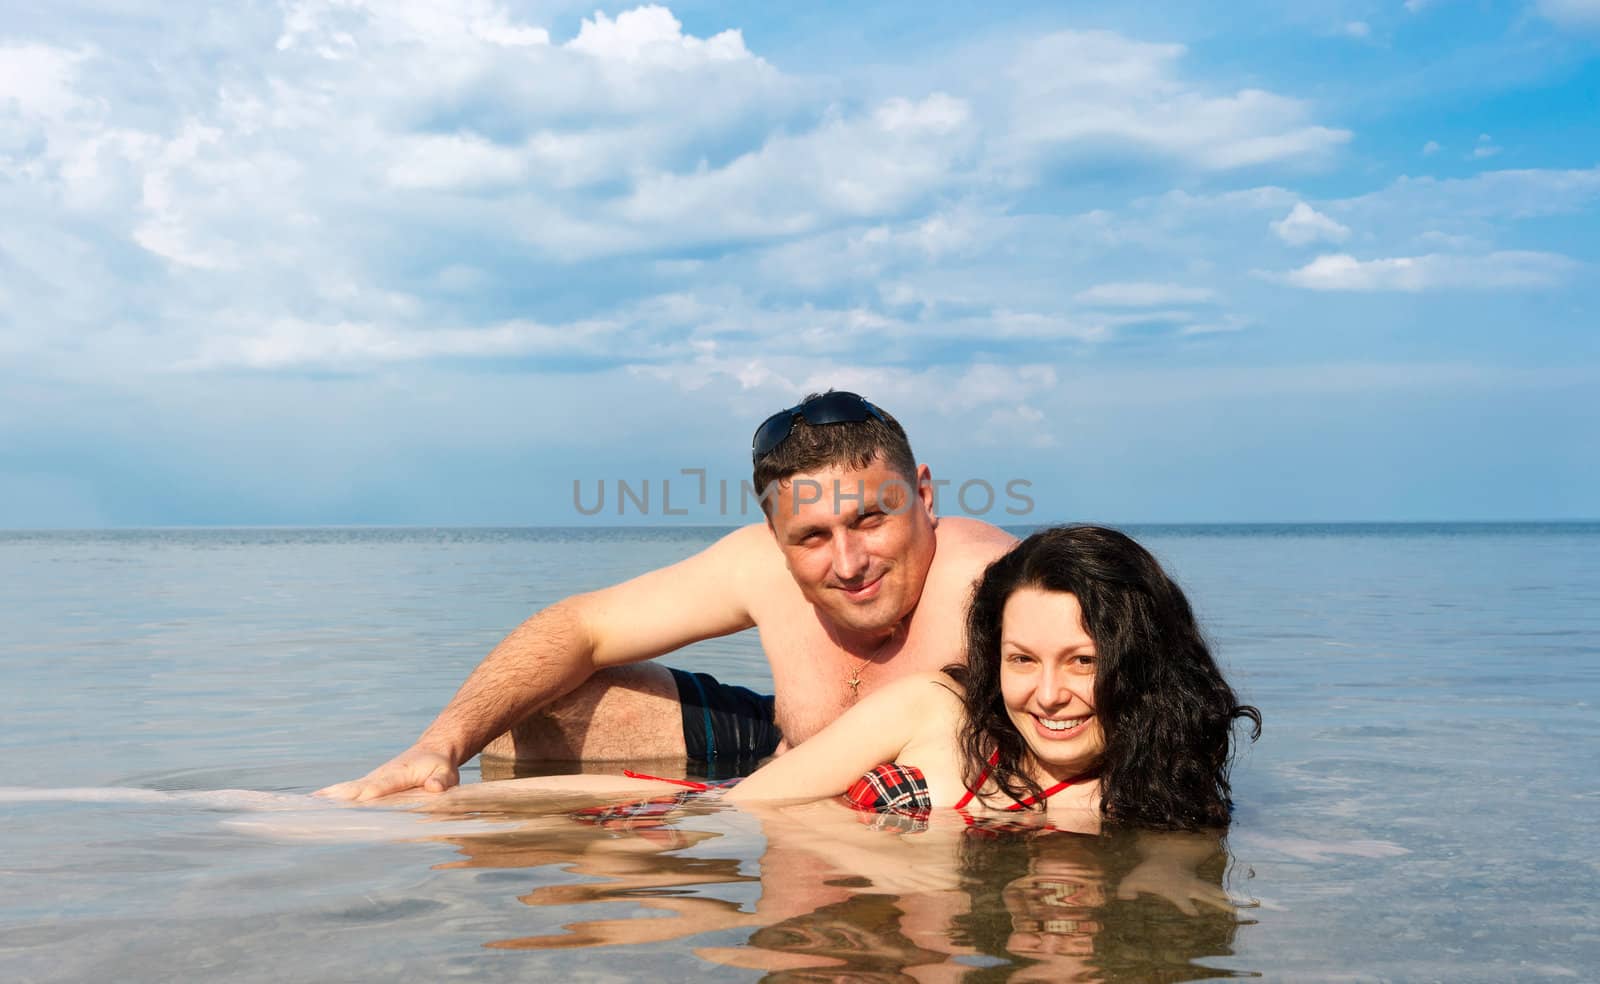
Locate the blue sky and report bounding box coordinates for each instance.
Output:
[1,0,1596,526]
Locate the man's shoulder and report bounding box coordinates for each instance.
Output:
[721,521,782,556]
[710,522,791,589]
[640,523,784,596]
[932,517,1017,568]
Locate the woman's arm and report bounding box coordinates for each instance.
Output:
[380,772,693,809]
[725,672,949,804]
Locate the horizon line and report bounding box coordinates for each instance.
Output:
[3,518,1598,534]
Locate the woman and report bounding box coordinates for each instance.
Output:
[722,525,1260,829]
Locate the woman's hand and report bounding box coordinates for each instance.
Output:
[1118,828,1242,916]
[1116,858,1236,915]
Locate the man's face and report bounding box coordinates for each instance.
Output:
[766,456,937,639]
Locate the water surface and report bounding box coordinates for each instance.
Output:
[3,524,1596,981]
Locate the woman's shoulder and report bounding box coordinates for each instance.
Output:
[871,672,966,735]
[880,670,965,702]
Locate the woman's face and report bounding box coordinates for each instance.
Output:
[999,587,1105,781]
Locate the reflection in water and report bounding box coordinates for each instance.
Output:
[425,806,763,950]
[738,893,952,981]
[414,796,1255,981]
[952,830,1255,982]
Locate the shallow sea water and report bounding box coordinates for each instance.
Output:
[2,524,1597,982]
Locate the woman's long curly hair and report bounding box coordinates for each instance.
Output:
[944,526,1261,829]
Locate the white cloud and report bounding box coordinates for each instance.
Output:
[1536,0,1600,27]
[633,356,1058,418]
[981,310,1110,342]
[616,93,976,236]
[754,202,1008,295]
[0,1,1486,395]
[944,363,1059,411]
[1274,251,1578,291]
[1271,201,1352,246]
[1340,21,1372,39]
[384,134,527,191]
[981,403,1056,448]
[1471,134,1502,159]
[277,0,551,54]
[129,123,245,270]
[1178,317,1247,336]
[1422,140,1441,155]
[0,8,1351,311]
[567,5,751,63]
[1074,282,1218,306]
[1001,31,1350,173]
[0,43,92,120]
[178,315,632,371]
[1341,166,1600,221]
[1414,230,1485,250]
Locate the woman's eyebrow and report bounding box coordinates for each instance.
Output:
[1000,639,1097,655]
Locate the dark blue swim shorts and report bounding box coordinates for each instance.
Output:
[668,667,782,771]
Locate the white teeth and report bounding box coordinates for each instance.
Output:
[1039,717,1084,732]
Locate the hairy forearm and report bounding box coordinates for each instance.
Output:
[412,600,595,764]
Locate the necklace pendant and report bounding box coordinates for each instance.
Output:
[845,669,863,699]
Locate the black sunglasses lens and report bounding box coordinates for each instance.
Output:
[752,412,796,459]
[751,392,881,462]
[797,391,872,425]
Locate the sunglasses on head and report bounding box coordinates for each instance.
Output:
[751,391,885,464]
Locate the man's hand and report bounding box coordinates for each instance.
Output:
[315,747,460,802]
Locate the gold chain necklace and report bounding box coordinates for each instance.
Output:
[845,660,868,699]
[844,622,904,700]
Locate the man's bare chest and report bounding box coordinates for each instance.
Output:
[754,602,967,746]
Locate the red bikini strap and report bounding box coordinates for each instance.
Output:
[621,770,710,791]
[953,750,1001,810]
[1003,776,1077,812]
[959,751,1084,812]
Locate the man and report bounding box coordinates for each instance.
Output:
[320,391,1016,801]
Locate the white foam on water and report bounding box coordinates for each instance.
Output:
[0,786,311,809]
[0,785,522,842]
[0,786,178,804]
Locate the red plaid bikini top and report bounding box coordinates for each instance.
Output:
[843,754,1083,814]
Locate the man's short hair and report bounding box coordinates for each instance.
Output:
[751,392,918,511]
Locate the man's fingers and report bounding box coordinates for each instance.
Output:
[419,764,459,794]
[317,751,458,804]
[318,779,398,803]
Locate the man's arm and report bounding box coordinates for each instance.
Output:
[318,525,770,801]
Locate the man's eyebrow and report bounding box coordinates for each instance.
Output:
[787,522,827,541]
